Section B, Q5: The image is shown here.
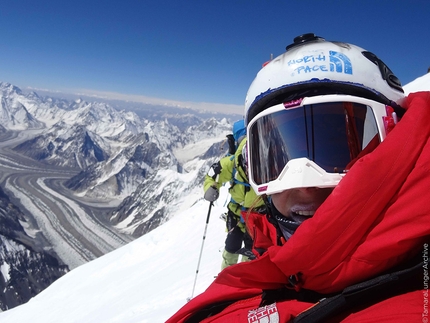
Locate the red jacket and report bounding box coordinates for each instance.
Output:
[167,92,430,323]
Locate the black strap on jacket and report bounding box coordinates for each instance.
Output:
[186,261,424,323]
[260,286,331,307]
[184,253,424,323]
[292,259,424,323]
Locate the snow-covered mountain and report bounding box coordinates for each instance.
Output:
[1,83,145,171]
[0,84,45,130]
[1,81,234,231]
[59,116,233,236]
[0,74,427,322]
[2,82,232,199]
[13,123,111,169]
[110,139,229,237]
[0,80,237,310]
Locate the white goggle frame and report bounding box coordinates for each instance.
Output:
[247,94,396,195]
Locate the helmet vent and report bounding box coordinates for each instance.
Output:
[286,33,325,51]
[362,51,404,93]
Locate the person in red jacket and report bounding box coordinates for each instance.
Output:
[167,33,429,322]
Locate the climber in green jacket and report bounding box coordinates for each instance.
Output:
[203,120,264,270]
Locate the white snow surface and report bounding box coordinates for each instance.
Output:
[0,188,231,322]
[0,76,428,322]
[403,72,430,94]
[173,137,228,165]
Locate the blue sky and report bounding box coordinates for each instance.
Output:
[0,0,429,114]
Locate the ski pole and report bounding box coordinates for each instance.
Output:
[188,201,213,301]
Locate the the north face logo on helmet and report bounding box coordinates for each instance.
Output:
[248,303,279,323]
[288,50,353,76]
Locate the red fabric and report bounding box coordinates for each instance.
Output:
[244,210,279,255]
[340,290,424,322]
[167,92,430,323]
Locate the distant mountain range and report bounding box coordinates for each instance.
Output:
[1,81,235,231]
[0,81,238,309]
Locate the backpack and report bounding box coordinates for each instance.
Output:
[226,119,246,156]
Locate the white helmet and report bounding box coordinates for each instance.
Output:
[245,33,405,195]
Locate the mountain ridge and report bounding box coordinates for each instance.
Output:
[0,80,236,309]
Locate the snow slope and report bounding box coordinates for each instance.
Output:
[403,72,430,94]
[0,187,231,322]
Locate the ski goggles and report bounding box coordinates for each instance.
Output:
[247,95,397,194]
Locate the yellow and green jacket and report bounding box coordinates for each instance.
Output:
[203,138,263,232]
